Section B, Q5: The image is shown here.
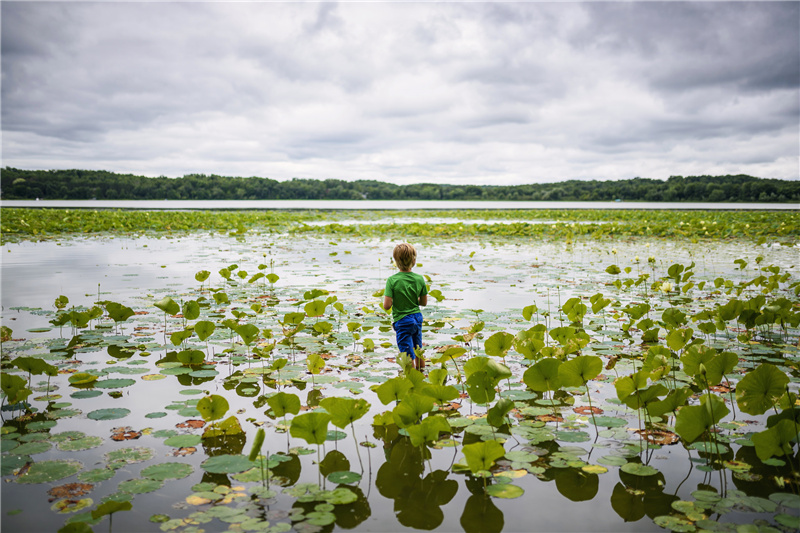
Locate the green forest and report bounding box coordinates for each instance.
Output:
[1,168,798,202]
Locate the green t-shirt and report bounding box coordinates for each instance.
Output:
[385,271,428,323]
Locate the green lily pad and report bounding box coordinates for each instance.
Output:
[653,515,696,532]
[163,435,202,448]
[105,447,155,466]
[776,513,800,529]
[141,462,194,481]
[78,468,116,483]
[87,408,130,421]
[188,369,219,378]
[305,510,336,526]
[200,454,254,474]
[323,487,358,505]
[1,455,32,476]
[327,471,361,484]
[597,455,628,467]
[1,440,19,453]
[118,478,164,494]
[555,430,591,442]
[620,463,659,476]
[591,416,628,428]
[486,483,524,499]
[770,492,800,509]
[17,460,83,484]
[145,412,167,419]
[57,436,103,452]
[93,379,136,389]
[12,441,52,455]
[690,490,721,502]
[71,390,103,399]
[27,420,57,431]
[326,430,347,442]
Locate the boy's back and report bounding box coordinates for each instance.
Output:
[385,271,427,324]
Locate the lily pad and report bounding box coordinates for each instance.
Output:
[141,462,194,481]
[327,470,361,484]
[118,478,164,494]
[200,454,254,474]
[486,483,524,499]
[17,460,83,484]
[104,447,155,466]
[51,498,93,514]
[71,390,103,399]
[93,379,136,389]
[58,436,103,452]
[620,463,659,477]
[78,468,116,483]
[12,441,52,455]
[163,434,202,448]
[87,408,130,421]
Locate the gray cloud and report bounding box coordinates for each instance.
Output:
[2,1,797,184]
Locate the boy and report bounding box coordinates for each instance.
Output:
[383,243,428,371]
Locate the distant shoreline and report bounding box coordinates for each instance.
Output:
[1,199,797,211]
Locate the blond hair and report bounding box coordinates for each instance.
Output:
[393,243,417,271]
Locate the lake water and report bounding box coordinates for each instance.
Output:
[2,199,797,211]
[1,228,798,532]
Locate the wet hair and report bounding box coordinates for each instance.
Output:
[393,243,417,271]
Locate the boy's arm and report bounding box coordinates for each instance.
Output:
[418,294,427,307]
[383,296,393,311]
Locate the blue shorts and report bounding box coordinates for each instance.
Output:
[393,312,423,360]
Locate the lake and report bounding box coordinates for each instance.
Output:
[1,213,798,533]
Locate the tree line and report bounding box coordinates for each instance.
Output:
[1,168,798,203]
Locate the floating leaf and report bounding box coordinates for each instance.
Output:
[118,478,164,494]
[327,470,362,484]
[93,378,136,389]
[620,462,659,477]
[164,435,202,448]
[200,454,254,474]
[17,460,83,484]
[141,462,194,481]
[486,483,524,499]
[87,408,130,421]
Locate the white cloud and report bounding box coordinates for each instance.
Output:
[2,2,798,183]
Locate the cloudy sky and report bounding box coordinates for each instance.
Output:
[2,1,798,185]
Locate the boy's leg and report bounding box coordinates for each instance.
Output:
[412,313,423,368]
[393,315,416,360]
[411,313,423,352]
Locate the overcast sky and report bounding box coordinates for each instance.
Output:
[2,1,798,185]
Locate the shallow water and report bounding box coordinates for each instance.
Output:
[1,232,798,533]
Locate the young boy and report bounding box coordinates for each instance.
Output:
[383,243,428,371]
